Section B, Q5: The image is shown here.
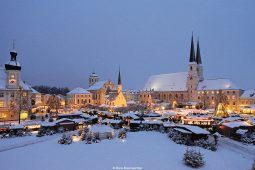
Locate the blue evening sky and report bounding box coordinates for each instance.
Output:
[0,0,255,90]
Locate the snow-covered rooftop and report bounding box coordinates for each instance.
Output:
[90,125,114,133]
[67,87,91,94]
[241,90,255,99]
[87,81,108,91]
[222,121,252,128]
[101,119,122,124]
[6,60,21,67]
[143,72,188,91]
[197,78,239,91]
[177,125,211,135]
[120,112,140,119]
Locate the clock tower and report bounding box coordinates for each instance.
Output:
[5,46,22,89]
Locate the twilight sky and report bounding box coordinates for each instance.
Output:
[0,0,255,90]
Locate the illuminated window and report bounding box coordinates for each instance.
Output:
[11,74,15,79]
[23,92,27,97]
[0,101,4,107]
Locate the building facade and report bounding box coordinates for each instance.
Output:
[67,87,92,108]
[140,35,253,113]
[0,47,32,121]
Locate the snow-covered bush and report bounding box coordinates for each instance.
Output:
[58,134,72,145]
[48,117,53,122]
[194,139,217,151]
[16,130,25,137]
[168,129,188,145]
[118,130,126,139]
[241,132,255,144]
[183,148,205,168]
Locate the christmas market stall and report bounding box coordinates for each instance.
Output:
[89,125,115,139]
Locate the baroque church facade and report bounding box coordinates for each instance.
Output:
[67,69,127,108]
[140,35,252,112]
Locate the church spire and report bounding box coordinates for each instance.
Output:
[189,34,196,63]
[196,39,202,64]
[118,67,122,85]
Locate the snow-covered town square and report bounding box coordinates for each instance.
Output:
[1,1,255,170]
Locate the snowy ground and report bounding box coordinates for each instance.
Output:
[0,132,254,170]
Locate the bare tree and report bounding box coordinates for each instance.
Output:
[9,86,30,123]
[46,95,61,113]
[200,91,210,110]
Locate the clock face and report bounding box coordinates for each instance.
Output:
[9,79,16,84]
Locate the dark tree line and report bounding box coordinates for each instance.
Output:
[33,85,70,96]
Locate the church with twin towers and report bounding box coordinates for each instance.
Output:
[140,34,250,112]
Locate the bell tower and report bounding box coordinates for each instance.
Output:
[187,35,199,101]
[5,42,21,89]
[88,71,99,87]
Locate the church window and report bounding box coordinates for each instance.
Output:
[190,66,193,71]
[190,77,193,80]
[198,96,200,100]
[233,91,235,94]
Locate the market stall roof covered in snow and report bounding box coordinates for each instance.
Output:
[174,127,192,134]
[197,78,239,91]
[163,121,176,127]
[90,125,114,133]
[101,119,122,124]
[67,87,91,94]
[222,121,252,128]
[143,72,188,91]
[241,90,255,99]
[120,112,140,119]
[176,125,211,135]
[87,81,107,90]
